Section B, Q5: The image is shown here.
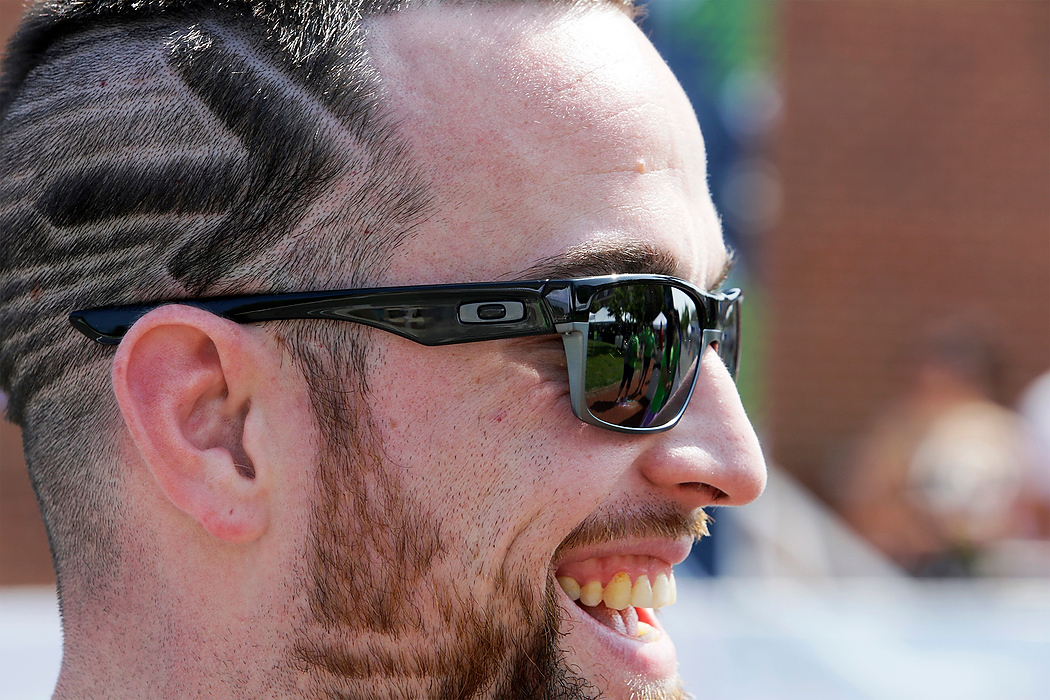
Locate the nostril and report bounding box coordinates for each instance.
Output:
[683,482,728,502]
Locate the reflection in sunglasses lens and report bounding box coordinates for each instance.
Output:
[584,283,703,428]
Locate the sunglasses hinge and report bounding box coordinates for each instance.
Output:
[541,282,577,324]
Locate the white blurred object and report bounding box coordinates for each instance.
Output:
[666,576,1050,700]
[0,587,61,700]
[721,464,902,578]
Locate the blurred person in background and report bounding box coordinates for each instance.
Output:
[843,319,1032,576]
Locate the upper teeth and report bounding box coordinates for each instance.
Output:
[557,571,677,610]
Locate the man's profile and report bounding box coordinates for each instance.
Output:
[0,0,766,697]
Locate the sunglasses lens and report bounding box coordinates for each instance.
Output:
[582,283,705,429]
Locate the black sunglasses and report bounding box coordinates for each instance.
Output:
[70,275,741,433]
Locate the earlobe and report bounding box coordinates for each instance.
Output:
[112,305,270,544]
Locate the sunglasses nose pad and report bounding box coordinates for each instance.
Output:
[701,328,724,355]
[701,328,732,371]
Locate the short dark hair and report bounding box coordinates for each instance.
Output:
[0,0,634,595]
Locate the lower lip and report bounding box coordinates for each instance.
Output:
[555,584,679,681]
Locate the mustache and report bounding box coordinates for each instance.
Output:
[554,504,711,560]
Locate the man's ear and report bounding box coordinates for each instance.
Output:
[112,305,271,544]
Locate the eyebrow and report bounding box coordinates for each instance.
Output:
[517,242,680,280]
[517,242,736,291]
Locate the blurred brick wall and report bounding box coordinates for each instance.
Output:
[2,0,56,585]
[0,422,52,585]
[767,0,1050,502]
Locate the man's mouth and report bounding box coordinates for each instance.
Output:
[550,536,695,685]
[554,556,677,641]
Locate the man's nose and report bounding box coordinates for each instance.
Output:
[635,349,767,506]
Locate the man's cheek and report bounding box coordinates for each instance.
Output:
[477,369,567,432]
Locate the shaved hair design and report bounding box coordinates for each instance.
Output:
[1,0,434,422]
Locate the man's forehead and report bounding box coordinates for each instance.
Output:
[361,3,726,288]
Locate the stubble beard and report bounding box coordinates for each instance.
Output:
[289,384,597,699]
[285,337,693,700]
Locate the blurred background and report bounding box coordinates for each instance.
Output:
[2,0,1048,698]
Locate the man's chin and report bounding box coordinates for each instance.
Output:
[555,587,685,700]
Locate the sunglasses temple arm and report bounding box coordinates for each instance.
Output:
[556,321,593,426]
[70,289,562,346]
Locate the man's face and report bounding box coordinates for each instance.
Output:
[296,6,766,698]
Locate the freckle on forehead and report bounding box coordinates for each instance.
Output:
[635,158,646,174]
